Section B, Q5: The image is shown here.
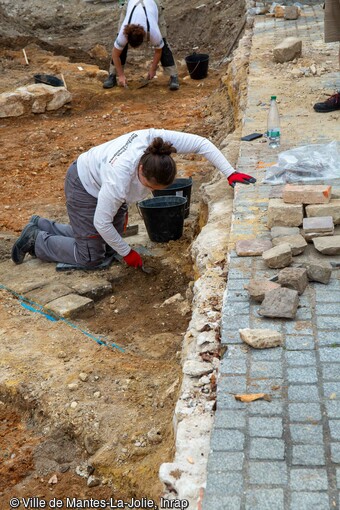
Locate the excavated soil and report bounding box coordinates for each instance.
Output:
[0,0,245,506]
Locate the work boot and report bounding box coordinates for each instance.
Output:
[30,214,40,227]
[11,223,39,264]
[28,215,41,257]
[168,75,179,91]
[313,92,340,112]
[103,73,117,89]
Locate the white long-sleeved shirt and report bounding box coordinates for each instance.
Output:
[76,129,235,256]
[114,0,164,50]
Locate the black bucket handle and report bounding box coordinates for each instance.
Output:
[186,52,202,77]
[187,62,201,77]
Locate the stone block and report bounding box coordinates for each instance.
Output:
[46,87,72,111]
[69,278,112,300]
[24,283,73,305]
[303,216,334,233]
[282,184,331,204]
[284,5,300,19]
[305,261,332,284]
[270,226,300,239]
[183,360,213,377]
[313,236,340,255]
[273,37,302,64]
[0,92,26,117]
[262,243,292,269]
[272,234,307,255]
[44,294,95,319]
[259,287,299,319]
[274,5,285,18]
[277,267,308,295]
[236,239,272,256]
[303,230,334,242]
[249,438,285,460]
[244,279,281,302]
[19,84,71,113]
[306,200,340,225]
[267,199,303,228]
[239,328,283,349]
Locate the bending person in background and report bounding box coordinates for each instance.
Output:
[313,0,340,112]
[103,0,179,91]
[11,129,256,269]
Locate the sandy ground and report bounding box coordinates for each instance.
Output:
[0,0,243,505]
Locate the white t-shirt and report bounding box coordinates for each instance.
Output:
[76,129,235,256]
[114,0,164,50]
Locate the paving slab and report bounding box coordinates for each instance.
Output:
[24,283,74,305]
[0,256,120,318]
[204,4,340,509]
[44,294,95,319]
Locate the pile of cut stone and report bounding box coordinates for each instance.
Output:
[236,184,338,321]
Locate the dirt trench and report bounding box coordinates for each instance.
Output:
[0,1,245,506]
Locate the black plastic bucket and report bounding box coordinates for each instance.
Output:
[152,177,193,218]
[34,74,64,87]
[137,196,187,243]
[185,53,209,80]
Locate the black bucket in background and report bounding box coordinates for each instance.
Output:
[137,196,187,243]
[152,177,193,218]
[185,53,209,80]
[34,74,64,87]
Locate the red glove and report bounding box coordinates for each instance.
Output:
[227,172,256,188]
[123,249,143,268]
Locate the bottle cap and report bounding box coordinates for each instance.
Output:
[271,95,277,100]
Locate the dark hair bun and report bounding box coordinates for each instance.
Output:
[145,137,177,156]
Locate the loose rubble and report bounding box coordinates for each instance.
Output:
[244,279,281,302]
[277,267,308,295]
[272,234,307,255]
[236,238,272,256]
[282,184,332,204]
[239,328,283,349]
[259,287,299,319]
[262,243,292,268]
[305,261,332,284]
[273,37,302,64]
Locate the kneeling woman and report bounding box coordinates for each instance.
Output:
[11,129,256,269]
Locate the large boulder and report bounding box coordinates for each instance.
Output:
[0,83,72,117]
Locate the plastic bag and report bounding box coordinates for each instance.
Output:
[263,141,340,185]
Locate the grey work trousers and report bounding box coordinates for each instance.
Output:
[34,161,127,266]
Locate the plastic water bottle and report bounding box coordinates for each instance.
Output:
[267,95,280,148]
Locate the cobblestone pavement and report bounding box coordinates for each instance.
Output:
[203,4,340,510]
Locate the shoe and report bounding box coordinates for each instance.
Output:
[11,223,39,264]
[103,73,117,89]
[30,214,40,227]
[169,75,179,91]
[313,92,340,112]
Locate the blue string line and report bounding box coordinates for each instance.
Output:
[20,301,58,321]
[0,283,124,352]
